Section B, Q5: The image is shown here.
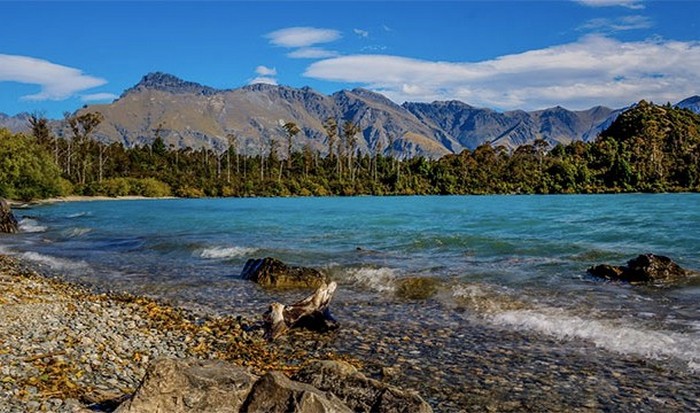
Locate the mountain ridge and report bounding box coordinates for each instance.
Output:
[2,72,699,158]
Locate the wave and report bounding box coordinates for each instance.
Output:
[19,218,47,233]
[452,284,700,371]
[491,308,700,371]
[67,212,90,218]
[63,227,92,238]
[21,252,90,272]
[344,267,398,293]
[198,246,258,260]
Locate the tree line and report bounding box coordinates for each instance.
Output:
[0,100,698,201]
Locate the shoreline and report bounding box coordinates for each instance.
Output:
[6,191,700,209]
[0,254,362,412]
[12,195,177,208]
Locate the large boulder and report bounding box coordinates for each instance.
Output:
[240,371,352,413]
[294,360,433,413]
[588,254,689,284]
[241,257,329,289]
[114,358,258,413]
[0,199,18,234]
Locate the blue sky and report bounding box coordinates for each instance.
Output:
[1,0,699,118]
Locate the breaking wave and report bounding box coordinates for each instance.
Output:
[452,284,700,371]
[344,267,398,293]
[19,218,47,233]
[21,252,90,272]
[198,246,258,260]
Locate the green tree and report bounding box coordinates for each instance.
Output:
[0,129,65,200]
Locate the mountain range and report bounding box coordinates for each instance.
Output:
[2,72,699,158]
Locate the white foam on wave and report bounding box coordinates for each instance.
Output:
[19,218,47,233]
[198,246,258,260]
[64,227,92,237]
[21,252,89,272]
[452,283,700,371]
[345,267,398,293]
[490,306,700,371]
[67,212,90,218]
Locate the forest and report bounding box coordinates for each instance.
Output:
[0,100,699,201]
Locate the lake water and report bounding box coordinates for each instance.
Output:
[3,194,700,411]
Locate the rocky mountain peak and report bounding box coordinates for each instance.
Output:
[122,72,220,97]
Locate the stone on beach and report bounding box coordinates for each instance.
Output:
[294,360,433,413]
[241,371,352,413]
[588,253,690,284]
[240,257,329,289]
[114,358,258,413]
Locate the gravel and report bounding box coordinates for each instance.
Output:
[0,255,317,412]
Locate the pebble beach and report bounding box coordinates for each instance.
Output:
[0,255,359,412]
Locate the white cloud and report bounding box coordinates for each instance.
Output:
[304,36,700,110]
[81,93,118,102]
[575,0,645,9]
[255,65,277,76]
[0,54,106,101]
[353,28,369,38]
[266,27,341,48]
[249,77,278,86]
[580,15,653,32]
[250,66,278,85]
[287,47,339,59]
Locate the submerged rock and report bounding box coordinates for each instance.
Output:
[241,257,329,289]
[0,199,18,234]
[294,360,433,413]
[395,277,440,300]
[588,254,689,284]
[114,358,258,413]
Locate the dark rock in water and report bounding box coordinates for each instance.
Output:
[0,199,18,234]
[241,371,352,413]
[294,360,433,413]
[114,358,258,413]
[588,254,689,284]
[241,257,329,289]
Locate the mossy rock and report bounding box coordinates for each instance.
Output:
[395,277,440,300]
[241,257,329,289]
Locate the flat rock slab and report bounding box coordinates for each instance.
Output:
[115,358,258,413]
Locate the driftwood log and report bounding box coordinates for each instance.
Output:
[0,199,18,234]
[264,281,339,341]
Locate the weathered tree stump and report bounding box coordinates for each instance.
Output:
[0,199,18,234]
[264,281,339,341]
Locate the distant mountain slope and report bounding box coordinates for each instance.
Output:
[0,112,30,133]
[84,73,453,158]
[4,72,698,158]
[677,96,700,113]
[402,101,618,149]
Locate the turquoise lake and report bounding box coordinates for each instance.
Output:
[3,194,700,411]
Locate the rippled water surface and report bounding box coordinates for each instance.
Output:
[3,194,700,411]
